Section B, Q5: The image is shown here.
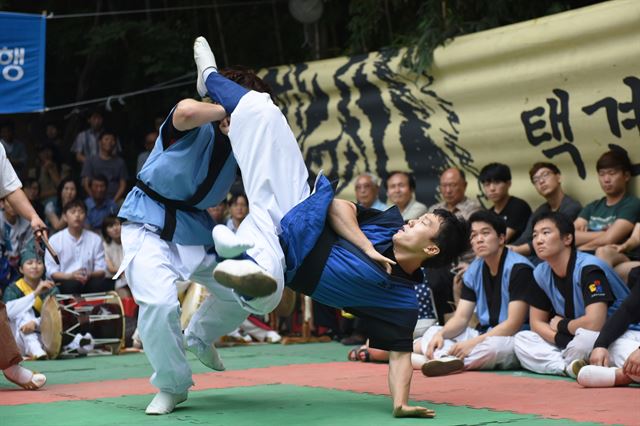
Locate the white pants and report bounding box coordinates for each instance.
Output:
[607,330,640,368]
[418,325,520,370]
[5,295,46,358]
[514,328,598,375]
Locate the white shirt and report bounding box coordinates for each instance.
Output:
[0,144,21,198]
[45,228,107,279]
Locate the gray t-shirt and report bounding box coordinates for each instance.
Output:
[513,194,582,247]
[81,155,129,199]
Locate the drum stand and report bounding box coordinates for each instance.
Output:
[281,295,331,345]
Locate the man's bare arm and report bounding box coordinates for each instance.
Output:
[172,99,227,131]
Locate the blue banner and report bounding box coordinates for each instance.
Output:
[0,12,46,114]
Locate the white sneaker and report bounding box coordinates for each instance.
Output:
[185,337,225,371]
[577,365,616,387]
[566,359,587,379]
[421,356,464,377]
[193,36,217,97]
[145,391,188,415]
[213,259,277,298]
[212,225,254,259]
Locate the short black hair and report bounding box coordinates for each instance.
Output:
[531,211,575,248]
[468,210,506,237]
[479,163,511,183]
[386,171,416,190]
[98,130,117,141]
[62,198,87,214]
[423,209,470,269]
[228,192,248,205]
[596,149,632,173]
[90,174,109,186]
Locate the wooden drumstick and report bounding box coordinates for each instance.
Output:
[40,233,60,265]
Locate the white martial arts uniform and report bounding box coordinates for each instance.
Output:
[418,325,520,371]
[117,74,309,394]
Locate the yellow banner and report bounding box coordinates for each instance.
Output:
[262,0,639,207]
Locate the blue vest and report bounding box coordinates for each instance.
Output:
[118,116,237,245]
[533,251,630,319]
[463,249,533,329]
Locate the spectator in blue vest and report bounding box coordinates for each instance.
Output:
[514,211,631,377]
[417,210,532,377]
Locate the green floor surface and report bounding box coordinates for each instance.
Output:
[0,384,604,426]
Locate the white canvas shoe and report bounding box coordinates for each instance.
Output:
[212,224,254,259]
[213,259,277,298]
[145,391,188,415]
[577,366,616,388]
[185,337,225,371]
[193,36,218,97]
[565,359,587,379]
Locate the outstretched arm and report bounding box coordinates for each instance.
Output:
[327,199,396,273]
[388,351,435,418]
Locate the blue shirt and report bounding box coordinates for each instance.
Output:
[85,196,118,230]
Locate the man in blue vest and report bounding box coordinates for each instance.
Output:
[514,211,631,377]
[116,37,310,414]
[416,210,532,377]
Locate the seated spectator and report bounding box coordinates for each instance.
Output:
[102,215,129,299]
[207,199,228,225]
[136,131,158,174]
[574,149,640,252]
[596,222,640,284]
[0,199,34,290]
[0,121,27,178]
[226,192,248,233]
[3,245,58,359]
[511,162,582,258]
[72,110,122,165]
[417,210,532,376]
[85,175,118,231]
[428,168,481,220]
[36,142,70,205]
[513,212,631,377]
[42,122,65,164]
[44,177,79,231]
[81,131,128,203]
[479,162,532,243]
[386,171,427,220]
[22,179,45,221]
[577,267,640,387]
[426,167,481,327]
[354,173,387,210]
[44,199,113,294]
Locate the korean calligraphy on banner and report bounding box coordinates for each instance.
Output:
[262,0,638,207]
[0,12,46,114]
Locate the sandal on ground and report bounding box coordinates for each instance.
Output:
[347,346,360,361]
[357,347,371,362]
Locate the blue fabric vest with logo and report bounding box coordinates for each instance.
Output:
[118,115,237,245]
[533,251,632,321]
[463,250,533,329]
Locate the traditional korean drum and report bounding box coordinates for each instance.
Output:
[40,291,125,359]
[179,282,209,330]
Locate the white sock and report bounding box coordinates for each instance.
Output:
[203,67,216,82]
[3,364,33,383]
[577,365,616,388]
[212,225,254,259]
[411,353,427,369]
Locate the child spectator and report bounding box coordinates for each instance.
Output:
[226,192,249,232]
[3,244,57,359]
[44,199,112,294]
[22,178,45,221]
[101,215,129,298]
[85,175,118,231]
[0,199,34,291]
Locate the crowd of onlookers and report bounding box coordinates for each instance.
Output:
[1,110,639,388]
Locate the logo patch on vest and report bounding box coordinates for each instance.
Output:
[588,279,604,295]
